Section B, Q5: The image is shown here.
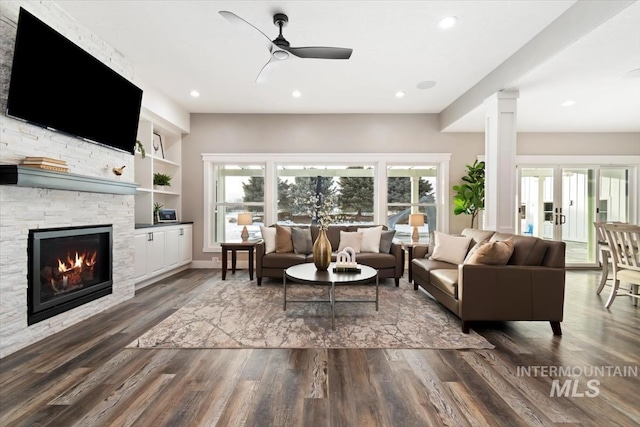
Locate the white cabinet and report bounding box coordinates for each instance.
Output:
[134,224,192,286]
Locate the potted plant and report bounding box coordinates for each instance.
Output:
[153,202,163,224]
[135,140,146,158]
[453,160,485,228]
[153,173,171,190]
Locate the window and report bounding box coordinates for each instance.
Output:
[202,153,451,252]
[387,166,438,243]
[276,165,375,226]
[208,164,265,246]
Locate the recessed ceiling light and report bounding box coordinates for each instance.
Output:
[292,90,302,98]
[395,91,405,98]
[416,81,436,90]
[561,100,576,107]
[190,90,200,98]
[437,16,458,29]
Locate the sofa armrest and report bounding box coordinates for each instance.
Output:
[458,264,565,321]
[390,242,405,276]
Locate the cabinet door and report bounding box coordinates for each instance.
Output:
[134,233,150,281]
[179,226,193,264]
[148,230,166,275]
[165,227,181,269]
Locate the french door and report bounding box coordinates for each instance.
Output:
[517,165,631,266]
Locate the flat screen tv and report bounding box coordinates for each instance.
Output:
[6,8,143,155]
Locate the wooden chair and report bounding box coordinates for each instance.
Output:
[594,221,611,295]
[603,223,640,308]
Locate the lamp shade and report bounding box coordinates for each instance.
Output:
[237,212,253,226]
[409,213,425,227]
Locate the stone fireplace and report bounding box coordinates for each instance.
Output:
[28,224,113,325]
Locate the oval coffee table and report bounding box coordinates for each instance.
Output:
[283,262,379,330]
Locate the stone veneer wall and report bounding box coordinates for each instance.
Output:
[0,1,136,357]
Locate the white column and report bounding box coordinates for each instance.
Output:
[483,91,519,233]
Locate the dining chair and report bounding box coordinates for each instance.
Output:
[593,221,611,295]
[603,223,640,308]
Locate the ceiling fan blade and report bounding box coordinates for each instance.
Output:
[286,46,353,60]
[219,11,274,51]
[255,55,284,83]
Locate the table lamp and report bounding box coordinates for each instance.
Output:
[409,213,425,243]
[237,212,252,241]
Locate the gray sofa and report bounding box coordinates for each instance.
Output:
[411,228,566,335]
[256,225,404,286]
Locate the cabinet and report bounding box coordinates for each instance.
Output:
[134,224,192,286]
[134,118,182,225]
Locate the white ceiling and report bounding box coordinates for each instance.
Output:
[56,0,640,132]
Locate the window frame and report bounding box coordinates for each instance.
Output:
[202,153,451,252]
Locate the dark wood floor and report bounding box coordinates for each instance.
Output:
[1,269,638,427]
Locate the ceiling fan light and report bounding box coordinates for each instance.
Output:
[438,16,458,29]
[273,50,289,60]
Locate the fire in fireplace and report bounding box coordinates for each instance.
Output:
[28,225,113,325]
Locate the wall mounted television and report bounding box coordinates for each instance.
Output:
[6,8,143,155]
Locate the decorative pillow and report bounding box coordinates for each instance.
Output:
[358,226,383,253]
[259,226,276,254]
[463,239,489,263]
[275,225,294,253]
[379,230,396,253]
[291,227,313,254]
[429,231,472,265]
[338,231,363,253]
[465,239,514,265]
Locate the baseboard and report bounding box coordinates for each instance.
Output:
[135,264,190,291]
[190,259,251,270]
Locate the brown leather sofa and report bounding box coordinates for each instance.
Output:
[411,228,566,335]
[256,225,404,286]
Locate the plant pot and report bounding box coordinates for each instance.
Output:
[154,185,165,191]
[313,228,332,271]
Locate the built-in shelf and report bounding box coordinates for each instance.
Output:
[0,165,138,195]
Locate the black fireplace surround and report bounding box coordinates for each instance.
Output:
[28,224,113,325]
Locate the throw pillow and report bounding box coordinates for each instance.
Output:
[358,226,383,253]
[429,231,472,265]
[463,239,489,263]
[275,225,294,253]
[465,239,514,265]
[260,226,276,254]
[291,227,313,254]
[379,230,396,253]
[338,231,363,253]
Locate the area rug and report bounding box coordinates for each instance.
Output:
[127,277,494,350]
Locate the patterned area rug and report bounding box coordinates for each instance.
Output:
[128,277,494,350]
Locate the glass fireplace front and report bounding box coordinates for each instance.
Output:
[28,225,113,325]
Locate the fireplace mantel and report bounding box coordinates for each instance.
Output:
[0,165,138,195]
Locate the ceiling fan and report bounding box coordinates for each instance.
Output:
[219,11,353,83]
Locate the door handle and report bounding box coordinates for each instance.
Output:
[560,214,566,225]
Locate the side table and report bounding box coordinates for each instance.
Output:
[402,241,429,283]
[220,240,260,280]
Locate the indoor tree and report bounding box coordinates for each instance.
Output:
[453,160,485,228]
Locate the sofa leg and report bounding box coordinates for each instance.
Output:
[257,277,262,286]
[395,278,400,287]
[461,321,470,334]
[413,282,418,291]
[550,321,562,336]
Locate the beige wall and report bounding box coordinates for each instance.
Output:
[182,113,640,262]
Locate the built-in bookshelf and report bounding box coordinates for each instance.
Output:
[134,118,182,225]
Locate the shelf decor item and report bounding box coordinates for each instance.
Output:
[153,202,163,224]
[135,140,146,158]
[153,132,164,159]
[153,172,171,190]
[409,213,425,243]
[237,212,252,241]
